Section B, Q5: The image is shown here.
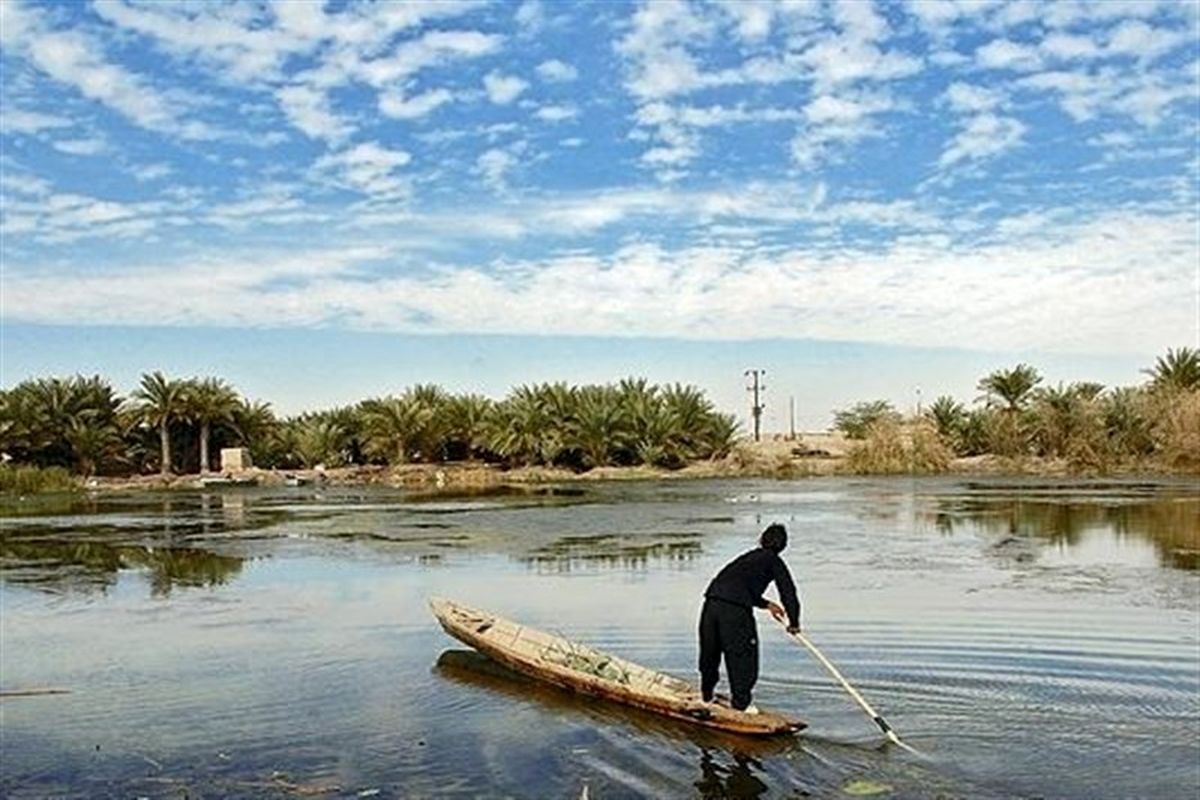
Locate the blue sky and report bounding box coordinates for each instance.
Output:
[1,0,1197,426]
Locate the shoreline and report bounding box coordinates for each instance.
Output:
[76,454,1192,495]
[9,435,1194,497]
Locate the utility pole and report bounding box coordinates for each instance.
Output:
[789,395,796,441]
[744,369,766,442]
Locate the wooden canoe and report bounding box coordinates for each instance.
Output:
[430,598,804,736]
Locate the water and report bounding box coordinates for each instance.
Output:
[1,477,1197,799]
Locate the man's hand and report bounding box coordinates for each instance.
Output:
[765,601,785,623]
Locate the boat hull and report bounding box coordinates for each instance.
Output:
[430,598,803,736]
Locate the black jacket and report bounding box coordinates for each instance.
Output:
[704,547,801,628]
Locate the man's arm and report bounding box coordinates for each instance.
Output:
[772,557,801,630]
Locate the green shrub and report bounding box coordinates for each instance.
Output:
[0,464,79,494]
[834,400,901,440]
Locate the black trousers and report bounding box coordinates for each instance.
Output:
[698,597,759,710]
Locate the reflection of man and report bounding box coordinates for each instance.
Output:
[695,749,767,799]
[699,524,801,713]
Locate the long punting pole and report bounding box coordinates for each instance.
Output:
[785,627,918,753]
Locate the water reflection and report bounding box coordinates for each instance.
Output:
[523,532,703,570]
[695,749,768,799]
[0,537,244,595]
[927,490,1200,570]
[3,479,1196,799]
[435,650,792,753]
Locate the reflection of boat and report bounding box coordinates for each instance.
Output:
[430,599,803,737]
[434,650,801,755]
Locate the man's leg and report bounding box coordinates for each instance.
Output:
[698,600,721,702]
[724,608,760,711]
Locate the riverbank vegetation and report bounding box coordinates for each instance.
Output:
[835,348,1199,475]
[0,376,738,483]
[1,348,1196,489]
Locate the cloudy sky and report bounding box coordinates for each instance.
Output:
[2,0,1197,425]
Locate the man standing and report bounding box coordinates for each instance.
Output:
[699,523,801,712]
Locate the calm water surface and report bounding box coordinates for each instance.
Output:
[1,477,1197,799]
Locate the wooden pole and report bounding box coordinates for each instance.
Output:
[784,628,917,753]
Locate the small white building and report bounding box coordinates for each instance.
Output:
[220,448,253,472]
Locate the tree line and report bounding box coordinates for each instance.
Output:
[0,375,739,478]
[832,347,1199,472]
[2,347,1195,484]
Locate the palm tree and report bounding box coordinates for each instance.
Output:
[1102,387,1154,457]
[1070,382,1105,401]
[439,394,494,461]
[660,383,715,459]
[696,412,739,459]
[232,398,277,466]
[978,364,1042,412]
[1143,347,1200,393]
[486,386,552,466]
[568,385,627,468]
[186,378,241,474]
[132,371,188,475]
[65,414,124,477]
[833,400,899,440]
[926,396,965,443]
[1029,383,1084,458]
[359,395,428,464]
[403,384,449,461]
[283,414,351,468]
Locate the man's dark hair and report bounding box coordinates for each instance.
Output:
[760,523,788,553]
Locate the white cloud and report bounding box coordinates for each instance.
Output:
[10,5,218,140]
[130,162,174,182]
[1017,65,1193,126]
[0,171,53,197]
[483,71,529,105]
[832,0,889,44]
[1040,32,1101,61]
[358,30,502,86]
[616,0,714,100]
[975,38,1043,72]
[944,82,1005,113]
[2,109,72,136]
[1106,20,1189,62]
[1,189,170,243]
[379,88,455,119]
[715,0,775,43]
[515,1,546,36]
[1042,0,1170,29]
[52,138,107,156]
[275,84,354,142]
[534,105,579,123]
[7,211,1193,357]
[535,59,578,83]
[314,142,412,198]
[939,113,1026,168]
[790,91,894,167]
[476,147,518,190]
[90,2,497,142]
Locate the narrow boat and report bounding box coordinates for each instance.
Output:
[430,598,804,736]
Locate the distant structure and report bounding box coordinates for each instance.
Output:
[220,448,252,472]
[744,369,766,442]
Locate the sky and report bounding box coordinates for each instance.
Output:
[1,0,1198,428]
